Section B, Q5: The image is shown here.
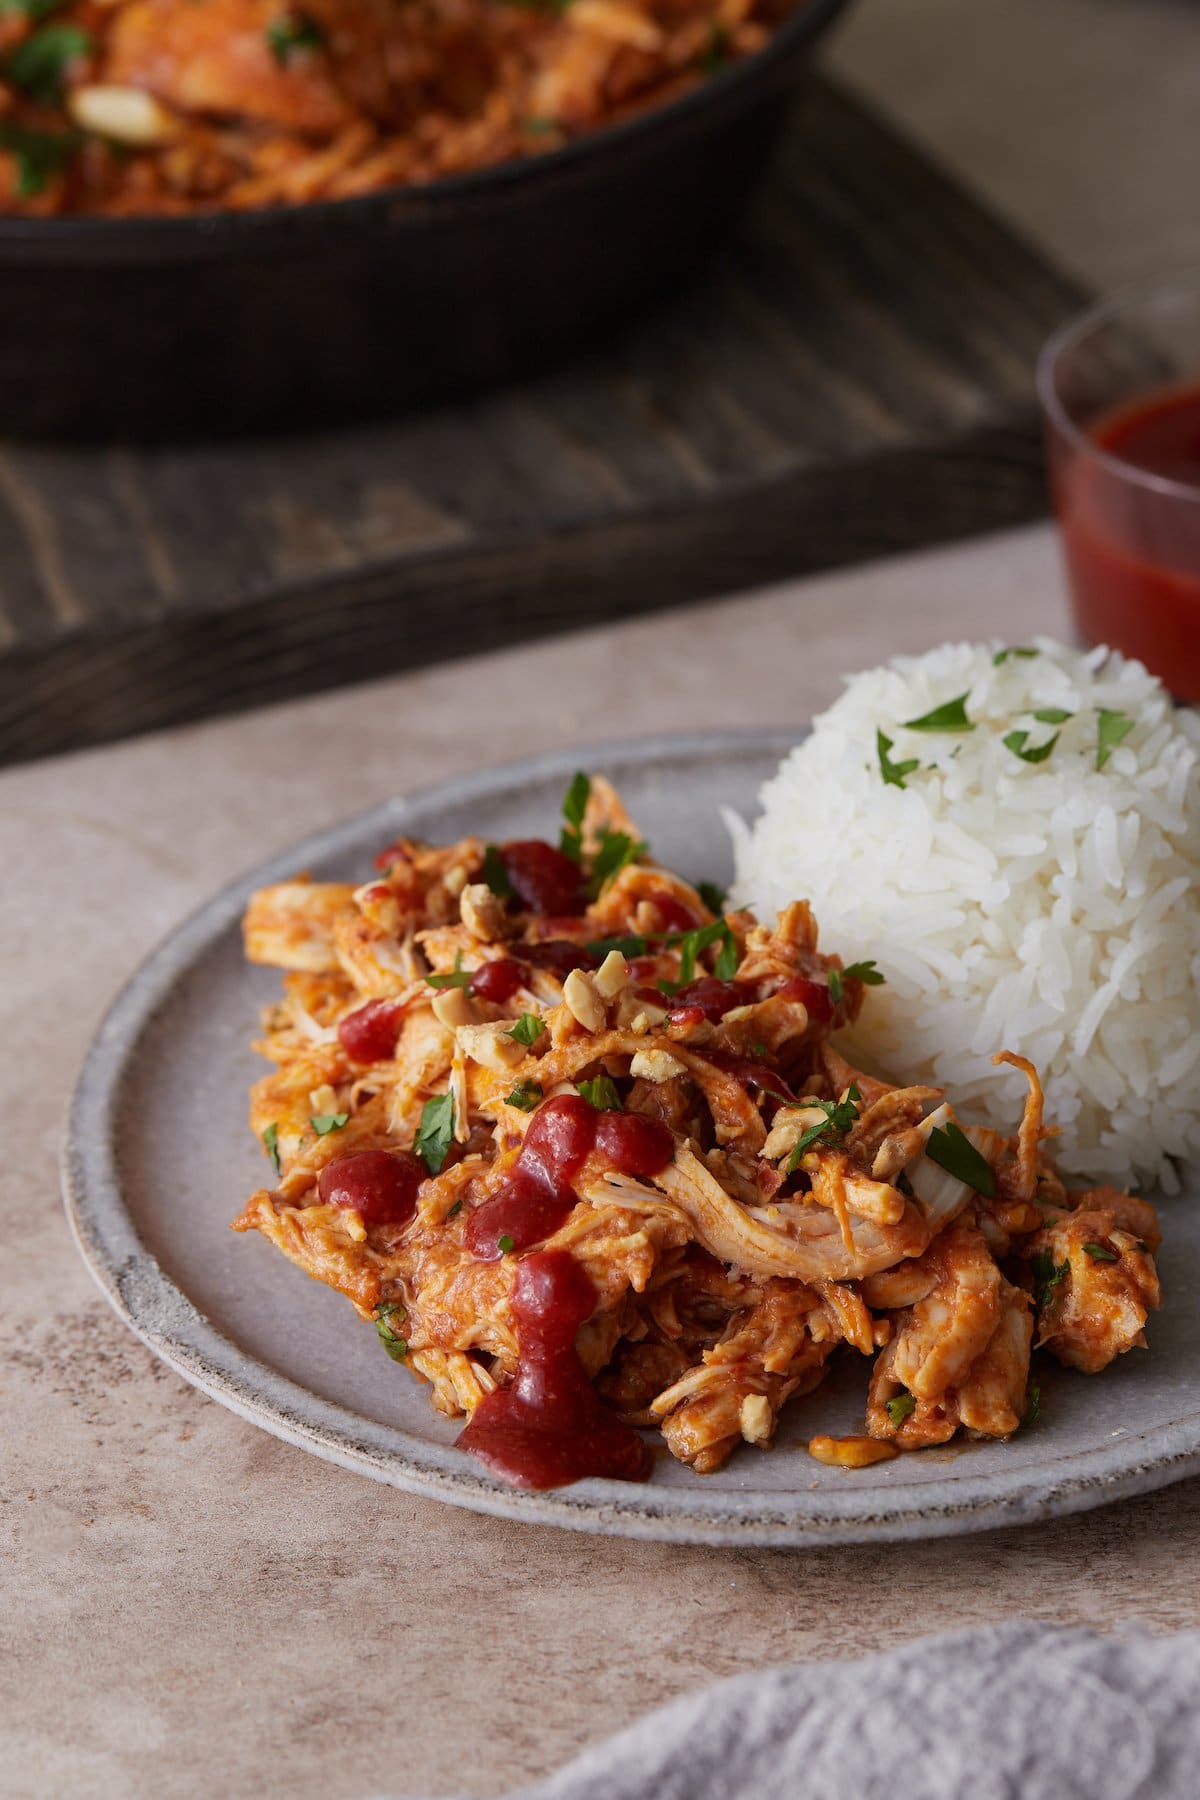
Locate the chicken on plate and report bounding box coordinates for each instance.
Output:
[234,774,1162,1488]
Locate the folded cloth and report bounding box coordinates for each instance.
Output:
[473,1622,1200,1800]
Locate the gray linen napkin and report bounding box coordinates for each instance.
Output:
[475,1622,1200,1800]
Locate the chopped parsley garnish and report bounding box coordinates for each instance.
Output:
[506,1080,543,1111]
[714,926,739,980]
[1096,709,1133,770]
[482,844,513,898]
[903,693,974,732]
[877,729,919,790]
[1030,707,1074,725]
[0,120,77,198]
[590,918,738,980]
[497,1234,515,1254]
[587,829,646,899]
[426,951,472,990]
[414,1093,455,1174]
[4,23,89,101]
[262,1122,281,1176]
[993,646,1038,665]
[1083,1241,1119,1262]
[886,1391,916,1428]
[446,1199,463,1219]
[701,22,729,74]
[660,918,739,993]
[1003,727,1059,765]
[310,1112,349,1135]
[508,1012,545,1048]
[0,0,66,20]
[786,1085,862,1172]
[697,880,727,914]
[925,1120,996,1196]
[266,11,324,62]
[586,932,650,959]
[1022,1385,1042,1429]
[577,1075,622,1112]
[828,960,885,1004]
[1031,1251,1070,1309]
[374,1303,408,1361]
[559,770,590,862]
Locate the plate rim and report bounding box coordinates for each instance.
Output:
[62,728,1200,1546]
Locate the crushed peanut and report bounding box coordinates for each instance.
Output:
[762,1105,828,1163]
[563,968,607,1033]
[616,989,667,1030]
[593,951,630,999]
[68,86,182,146]
[571,0,664,48]
[431,988,479,1030]
[630,1047,688,1083]
[308,1084,339,1116]
[460,883,505,943]
[739,1394,773,1445]
[455,1023,525,1074]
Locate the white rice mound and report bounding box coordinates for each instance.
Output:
[727,640,1200,1192]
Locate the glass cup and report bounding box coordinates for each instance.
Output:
[1038,281,1200,702]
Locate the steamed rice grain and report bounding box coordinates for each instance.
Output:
[727,641,1200,1191]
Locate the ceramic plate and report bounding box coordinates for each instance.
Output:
[63,732,1200,1546]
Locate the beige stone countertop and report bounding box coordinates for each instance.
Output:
[7,524,1200,1799]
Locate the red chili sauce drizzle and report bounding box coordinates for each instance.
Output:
[664,976,752,1024]
[467,958,525,1003]
[501,840,586,915]
[646,892,702,933]
[456,1250,651,1488]
[465,1094,673,1260]
[776,974,835,1023]
[319,1149,423,1226]
[702,1050,798,1109]
[338,997,408,1063]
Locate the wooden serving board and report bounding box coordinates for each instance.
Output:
[0,76,1086,767]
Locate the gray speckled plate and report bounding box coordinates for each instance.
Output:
[64,731,1200,1545]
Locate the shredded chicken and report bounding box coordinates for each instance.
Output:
[233,774,1162,1486]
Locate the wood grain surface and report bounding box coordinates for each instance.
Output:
[0,77,1084,767]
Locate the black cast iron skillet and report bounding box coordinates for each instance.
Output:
[0,0,851,440]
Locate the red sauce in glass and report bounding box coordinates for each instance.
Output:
[1055,382,1200,701]
[318,1149,423,1226]
[466,1095,674,1260]
[455,1251,651,1488]
[337,997,408,1063]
